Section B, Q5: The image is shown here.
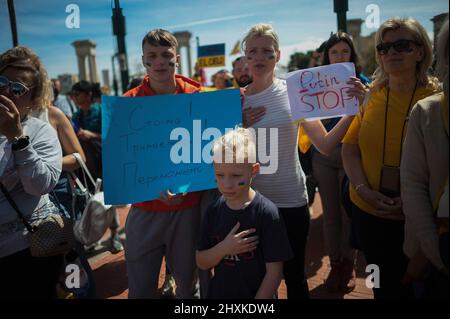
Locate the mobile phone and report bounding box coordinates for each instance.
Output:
[379,165,400,198]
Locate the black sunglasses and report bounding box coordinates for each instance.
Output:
[0,75,33,97]
[376,39,421,55]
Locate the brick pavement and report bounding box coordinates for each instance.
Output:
[89,194,373,299]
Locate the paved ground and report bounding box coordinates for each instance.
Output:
[88,193,373,299]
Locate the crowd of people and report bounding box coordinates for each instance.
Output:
[0,14,448,300]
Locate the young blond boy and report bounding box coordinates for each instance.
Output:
[196,128,293,298]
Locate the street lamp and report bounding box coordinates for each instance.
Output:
[111,54,119,96]
[333,0,348,32]
[112,0,129,93]
[7,0,19,46]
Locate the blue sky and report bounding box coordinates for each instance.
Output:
[1,0,448,86]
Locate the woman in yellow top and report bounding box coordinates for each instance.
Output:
[342,17,439,299]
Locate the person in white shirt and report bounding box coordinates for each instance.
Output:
[241,23,366,299]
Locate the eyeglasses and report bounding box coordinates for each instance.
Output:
[0,75,33,97]
[376,39,421,55]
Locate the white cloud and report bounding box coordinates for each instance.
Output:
[377,5,448,17]
[279,38,327,66]
[162,14,256,30]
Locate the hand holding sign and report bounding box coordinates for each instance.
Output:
[286,62,361,121]
[102,90,242,205]
[159,189,187,206]
[346,76,368,105]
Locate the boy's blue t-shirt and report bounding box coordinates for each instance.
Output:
[198,191,293,299]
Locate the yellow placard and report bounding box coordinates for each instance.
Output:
[198,56,225,68]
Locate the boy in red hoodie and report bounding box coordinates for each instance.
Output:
[123,29,202,298]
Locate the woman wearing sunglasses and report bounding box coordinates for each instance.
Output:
[0,46,63,298]
[241,23,366,299]
[342,17,440,299]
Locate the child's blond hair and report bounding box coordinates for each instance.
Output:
[212,127,256,164]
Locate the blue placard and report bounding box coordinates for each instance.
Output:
[101,89,242,205]
[197,43,225,58]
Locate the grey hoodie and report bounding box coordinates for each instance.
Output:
[0,116,62,258]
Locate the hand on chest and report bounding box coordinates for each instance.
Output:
[214,216,260,265]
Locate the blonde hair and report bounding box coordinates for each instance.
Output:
[242,23,280,52]
[0,46,52,111]
[371,17,439,91]
[213,127,257,164]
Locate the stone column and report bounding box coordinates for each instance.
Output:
[102,69,111,88]
[77,55,87,81]
[72,40,98,83]
[187,45,193,78]
[173,31,193,76]
[88,55,98,83]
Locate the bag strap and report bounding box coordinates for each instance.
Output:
[66,154,92,212]
[70,169,89,195]
[51,189,74,220]
[50,189,63,210]
[72,153,97,189]
[69,169,90,203]
[66,172,90,219]
[0,182,36,233]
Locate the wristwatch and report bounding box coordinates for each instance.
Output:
[11,135,30,151]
